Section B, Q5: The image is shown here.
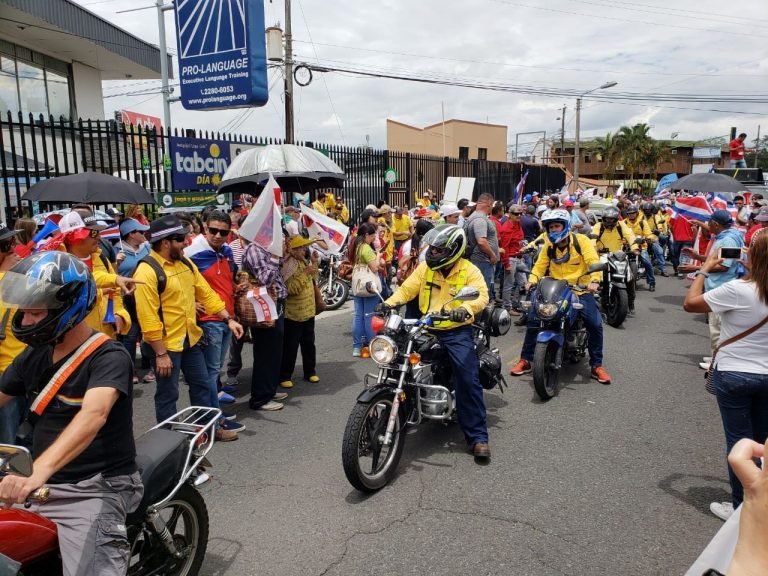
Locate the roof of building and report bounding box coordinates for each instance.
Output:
[388,118,507,131]
[551,138,727,151]
[0,0,170,79]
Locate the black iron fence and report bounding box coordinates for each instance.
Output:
[0,111,566,223]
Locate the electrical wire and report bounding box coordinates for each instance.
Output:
[573,0,768,25]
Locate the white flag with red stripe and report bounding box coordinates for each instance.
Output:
[238,174,283,257]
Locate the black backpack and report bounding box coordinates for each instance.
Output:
[122,256,195,327]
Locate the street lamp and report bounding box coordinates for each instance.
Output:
[573,81,617,192]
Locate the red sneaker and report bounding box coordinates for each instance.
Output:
[591,366,612,384]
[510,359,531,376]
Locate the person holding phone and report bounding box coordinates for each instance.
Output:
[680,210,745,371]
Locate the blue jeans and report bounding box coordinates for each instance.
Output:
[639,250,655,284]
[712,369,768,508]
[200,321,232,408]
[153,340,211,423]
[0,396,25,444]
[502,257,527,309]
[352,295,377,348]
[730,159,747,169]
[670,240,693,273]
[649,241,665,270]
[521,292,604,367]
[475,261,495,298]
[434,325,488,446]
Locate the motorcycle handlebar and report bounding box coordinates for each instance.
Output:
[23,486,50,508]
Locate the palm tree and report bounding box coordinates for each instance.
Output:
[594,132,619,184]
[614,123,653,190]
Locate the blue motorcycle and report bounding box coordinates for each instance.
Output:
[521,263,605,401]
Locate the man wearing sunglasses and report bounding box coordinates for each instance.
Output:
[0,223,24,444]
[184,211,245,439]
[133,215,243,435]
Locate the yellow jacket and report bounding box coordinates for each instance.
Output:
[377,219,395,262]
[0,271,26,373]
[625,216,657,247]
[311,200,327,216]
[530,233,601,293]
[133,251,226,352]
[385,260,489,330]
[392,215,413,241]
[591,221,636,253]
[649,213,669,236]
[89,249,131,338]
[333,204,349,224]
[284,259,317,322]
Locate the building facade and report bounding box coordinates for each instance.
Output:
[387,118,508,162]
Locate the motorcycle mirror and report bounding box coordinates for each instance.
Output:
[588,262,608,273]
[0,445,33,477]
[454,287,480,301]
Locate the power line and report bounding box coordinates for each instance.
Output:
[576,0,768,24]
[571,0,768,26]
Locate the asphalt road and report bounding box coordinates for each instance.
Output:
[131,275,730,576]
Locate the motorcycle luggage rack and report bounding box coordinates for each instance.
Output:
[147,406,221,511]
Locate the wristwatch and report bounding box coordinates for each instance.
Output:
[694,271,710,278]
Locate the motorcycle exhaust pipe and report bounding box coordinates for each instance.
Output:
[147,509,185,558]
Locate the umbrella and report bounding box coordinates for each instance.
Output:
[22,172,156,204]
[33,208,115,226]
[669,173,748,194]
[217,144,346,195]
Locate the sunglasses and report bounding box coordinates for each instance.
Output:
[207,227,230,237]
[169,235,187,243]
[511,212,523,216]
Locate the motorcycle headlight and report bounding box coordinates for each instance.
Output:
[369,336,398,365]
[537,303,559,319]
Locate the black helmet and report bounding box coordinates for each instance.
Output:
[641,202,655,214]
[422,224,467,270]
[624,204,639,216]
[601,206,620,228]
[0,252,97,346]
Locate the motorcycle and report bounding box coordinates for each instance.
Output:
[341,285,510,492]
[521,263,606,401]
[0,406,219,576]
[596,248,630,328]
[317,252,350,311]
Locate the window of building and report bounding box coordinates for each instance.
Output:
[458,146,469,160]
[478,147,487,160]
[584,153,592,163]
[0,41,73,119]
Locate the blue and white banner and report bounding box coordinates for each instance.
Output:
[654,173,678,195]
[174,0,269,110]
[170,137,231,191]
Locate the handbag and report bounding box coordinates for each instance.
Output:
[705,313,768,394]
[313,281,327,315]
[235,274,276,329]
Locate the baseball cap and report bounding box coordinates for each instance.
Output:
[709,210,733,226]
[440,204,461,217]
[148,214,187,242]
[755,206,768,222]
[378,204,394,215]
[232,200,243,209]
[58,211,107,233]
[106,207,122,218]
[563,199,575,207]
[0,223,20,243]
[119,218,150,237]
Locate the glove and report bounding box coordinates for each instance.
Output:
[449,307,471,323]
[374,303,391,314]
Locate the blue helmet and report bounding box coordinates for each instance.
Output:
[0,252,97,346]
[541,209,572,244]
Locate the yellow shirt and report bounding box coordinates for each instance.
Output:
[133,251,226,352]
[385,260,489,330]
[334,204,349,224]
[650,213,669,236]
[591,222,636,253]
[89,250,131,338]
[530,233,601,292]
[625,216,657,247]
[391,215,413,240]
[0,272,26,373]
[377,219,395,262]
[311,200,327,216]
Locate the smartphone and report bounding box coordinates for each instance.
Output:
[719,247,742,259]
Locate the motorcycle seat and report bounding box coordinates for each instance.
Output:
[127,429,188,522]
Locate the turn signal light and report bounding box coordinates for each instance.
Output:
[361,347,370,358]
[408,352,421,365]
[371,316,386,334]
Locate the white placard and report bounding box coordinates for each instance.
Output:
[443,177,475,204]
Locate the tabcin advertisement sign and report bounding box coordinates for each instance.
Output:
[174,0,268,110]
[170,137,231,191]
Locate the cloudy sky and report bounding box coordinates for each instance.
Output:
[78,0,766,156]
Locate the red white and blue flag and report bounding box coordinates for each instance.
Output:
[183,234,236,274]
[238,174,284,257]
[673,195,713,222]
[711,193,739,221]
[300,205,349,255]
[100,224,120,241]
[514,170,529,204]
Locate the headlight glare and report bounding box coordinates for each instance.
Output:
[537,303,559,319]
[369,336,397,365]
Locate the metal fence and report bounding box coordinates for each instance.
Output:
[0,111,567,223]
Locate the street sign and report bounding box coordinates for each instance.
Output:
[160,192,230,210]
[169,137,231,191]
[174,0,269,110]
[384,168,398,184]
[141,157,151,171]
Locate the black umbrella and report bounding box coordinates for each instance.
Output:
[22,172,156,204]
[669,173,749,194]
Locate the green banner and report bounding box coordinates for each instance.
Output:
[159,192,231,210]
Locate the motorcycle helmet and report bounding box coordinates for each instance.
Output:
[641,202,655,215]
[601,206,620,229]
[0,251,97,346]
[624,204,639,219]
[423,224,467,270]
[541,209,571,244]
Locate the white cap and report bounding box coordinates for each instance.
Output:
[440,203,462,217]
[59,211,107,233]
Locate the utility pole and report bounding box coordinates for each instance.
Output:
[574,97,582,191]
[560,105,566,164]
[284,0,295,144]
[754,125,761,169]
[156,0,174,131]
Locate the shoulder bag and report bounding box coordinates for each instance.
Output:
[705,313,768,394]
[351,245,381,297]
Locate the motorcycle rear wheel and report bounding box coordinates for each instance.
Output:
[342,391,405,492]
[533,341,560,401]
[605,288,628,328]
[128,484,209,576]
[320,277,349,310]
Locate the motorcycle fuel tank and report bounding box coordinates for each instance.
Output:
[0,508,58,565]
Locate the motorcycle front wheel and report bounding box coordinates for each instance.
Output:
[128,484,209,576]
[605,287,628,328]
[533,341,561,401]
[320,277,349,310]
[342,391,406,492]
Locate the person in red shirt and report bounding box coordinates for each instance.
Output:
[670,214,696,277]
[746,207,768,246]
[729,133,749,169]
[501,205,527,313]
[490,202,512,303]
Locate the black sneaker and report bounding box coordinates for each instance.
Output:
[649,283,656,292]
[628,308,635,317]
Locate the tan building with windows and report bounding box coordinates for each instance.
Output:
[387,118,508,161]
